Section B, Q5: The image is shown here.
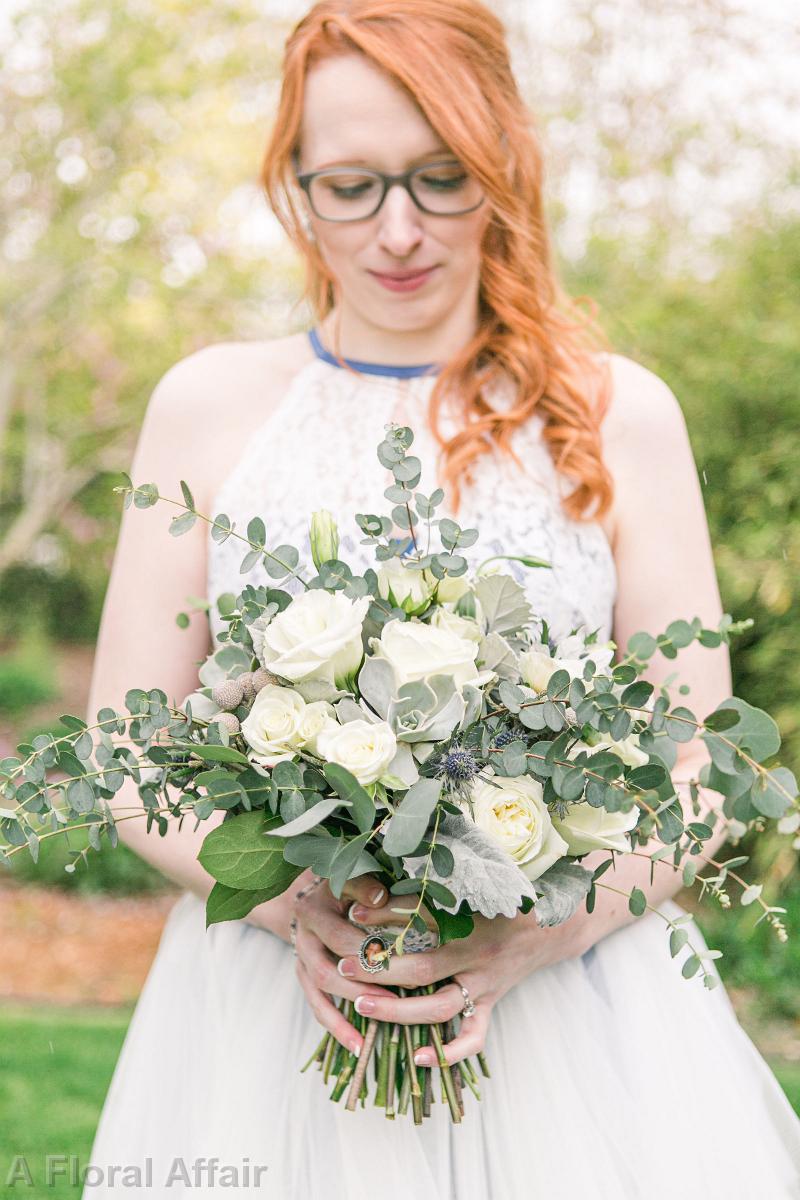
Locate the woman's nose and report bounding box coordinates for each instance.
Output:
[375,185,424,256]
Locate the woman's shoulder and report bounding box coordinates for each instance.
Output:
[148,332,315,418]
[600,352,688,448]
[142,332,316,510]
[593,352,694,552]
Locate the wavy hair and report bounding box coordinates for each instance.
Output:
[261,0,614,520]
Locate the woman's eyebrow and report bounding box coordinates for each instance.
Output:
[313,149,454,170]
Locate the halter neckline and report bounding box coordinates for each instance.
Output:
[307,327,440,379]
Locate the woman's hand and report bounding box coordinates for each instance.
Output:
[330,888,588,1066]
[289,871,403,1057]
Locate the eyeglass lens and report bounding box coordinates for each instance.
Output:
[308,164,483,220]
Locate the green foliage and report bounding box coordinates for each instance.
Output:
[569,216,800,768]
[0,621,57,715]
[3,818,170,895]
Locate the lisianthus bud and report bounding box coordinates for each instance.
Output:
[310,509,339,570]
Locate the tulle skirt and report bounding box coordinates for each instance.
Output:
[83,891,800,1199]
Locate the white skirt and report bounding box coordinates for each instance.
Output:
[83,891,800,1199]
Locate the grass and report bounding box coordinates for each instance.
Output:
[0,999,797,1200]
[0,1004,133,1197]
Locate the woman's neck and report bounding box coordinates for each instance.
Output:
[318,307,480,369]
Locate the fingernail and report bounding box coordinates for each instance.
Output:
[350,1041,361,1058]
[354,996,376,1015]
[414,1051,433,1066]
[370,887,386,906]
[350,905,369,923]
[337,958,356,978]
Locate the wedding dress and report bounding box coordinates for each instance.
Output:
[83,330,800,1199]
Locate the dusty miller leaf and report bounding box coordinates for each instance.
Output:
[403,812,537,918]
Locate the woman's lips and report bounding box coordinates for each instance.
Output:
[369,266,439,293]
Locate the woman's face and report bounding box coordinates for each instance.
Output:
[296,53,492,338]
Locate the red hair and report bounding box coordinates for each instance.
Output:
[261,0,614,520]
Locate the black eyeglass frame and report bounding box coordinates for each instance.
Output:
[294,160,486,222]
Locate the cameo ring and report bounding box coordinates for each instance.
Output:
[455,978,476,1018]
[358,933,392,974]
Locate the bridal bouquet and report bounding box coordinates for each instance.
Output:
[1,424,797,1124]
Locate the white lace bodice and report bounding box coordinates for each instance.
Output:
[206,337,617,648]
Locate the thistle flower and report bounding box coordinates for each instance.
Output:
[428,742,480,804]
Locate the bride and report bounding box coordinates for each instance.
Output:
[83,1,800,1196]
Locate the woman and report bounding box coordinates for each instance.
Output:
[83,2,800,1197]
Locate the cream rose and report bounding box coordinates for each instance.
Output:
[377,558,435,614]
[554,634,616,681]
[240,685,306,767]
[371,618,481,691]
[257,590,369,697]
[295,700,335,755]
[552,801,639,856]
[467,773,568,882]
[518,644,560,694]
[315,717,397,786]
[430,606,482,644]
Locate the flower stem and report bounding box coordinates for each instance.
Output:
[345,1018,379,1112]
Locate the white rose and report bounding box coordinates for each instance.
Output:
[295,700,335,755]
[518,644,560,694]
[588,735,649,769]
[555,634,616,680]
[377,558,435,614]
[315,718,397,786]
[240,685,305,767]
[430,606,482,644]
[371,618,482,691]
[257,590,369,697]
[467,773,568,882]
[552,801,639,856]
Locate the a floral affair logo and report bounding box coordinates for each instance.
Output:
[4,1155,269,1188]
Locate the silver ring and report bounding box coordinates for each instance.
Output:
[358,933,392,974]
[455,978,476,1018]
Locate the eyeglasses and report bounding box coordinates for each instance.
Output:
[294,160,485,222]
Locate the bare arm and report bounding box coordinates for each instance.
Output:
[561,352,734,951]
[85,345,297,939]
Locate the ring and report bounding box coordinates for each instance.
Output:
[454,977,476,1018]
[358,933,392,974]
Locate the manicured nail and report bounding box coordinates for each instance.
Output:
[337,958,356,978]
[370,886,386,906]
[414,1051,433,1066]
[350,905,369,923]
[355,996,376,1016]
[350,1041,361,1058]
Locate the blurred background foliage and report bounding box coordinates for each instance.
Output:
[0,0,797,1030]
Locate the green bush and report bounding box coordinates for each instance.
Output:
[0,563,102,643]
[0,621,57,715]
[4,818,173,897]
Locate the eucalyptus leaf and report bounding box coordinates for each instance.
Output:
[383,778,441,856]
[269,795,349,838]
